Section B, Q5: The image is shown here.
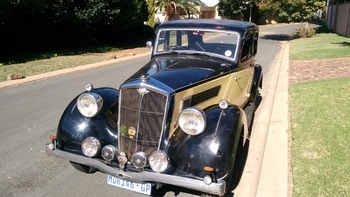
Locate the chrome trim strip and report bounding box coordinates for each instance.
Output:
[46,144,226,196]
[120,78,174,95]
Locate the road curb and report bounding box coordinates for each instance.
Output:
[0,52,151,90]
[257,41,290,197]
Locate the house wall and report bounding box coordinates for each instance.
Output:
[154,4,221,23]
[200,5,221,19]
[155,12,166,23]
[327,2,350,37]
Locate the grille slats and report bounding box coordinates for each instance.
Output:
[191,85,221,106]
[119,88,167,160]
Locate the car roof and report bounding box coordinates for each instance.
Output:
[157,19,258,35]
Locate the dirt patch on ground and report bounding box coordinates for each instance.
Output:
[289,57,350,85]
[104,47,150,59]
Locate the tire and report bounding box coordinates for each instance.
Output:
[201,193,219,197]
[244,101,255,132]
[70,161,97,174]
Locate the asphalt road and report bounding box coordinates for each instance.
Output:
[0,23,301,197]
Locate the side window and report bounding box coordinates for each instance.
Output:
[252,32,258,55]
[240,33,252,62]
[157,31,169,52]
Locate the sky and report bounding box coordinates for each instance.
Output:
[201,0,219,6]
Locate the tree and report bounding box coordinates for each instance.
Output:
[0,0,149,58]
[156,0,205,21]
[146,0,157,28]
[218,0,258,20]
[258,0,326,22]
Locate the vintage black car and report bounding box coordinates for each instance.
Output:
[46,19,262,196]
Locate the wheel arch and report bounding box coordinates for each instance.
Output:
[250,64,263,103]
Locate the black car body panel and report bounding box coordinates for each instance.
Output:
[127,55,236,91]
[167,105,243,179]
[56,88,119,155]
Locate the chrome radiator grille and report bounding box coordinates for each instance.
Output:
[119,88,168,159]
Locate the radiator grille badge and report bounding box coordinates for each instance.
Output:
[137,88,149,95]
[128,127,136,139]
[120,125,127,135]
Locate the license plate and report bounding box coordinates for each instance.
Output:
[107,174,152,195]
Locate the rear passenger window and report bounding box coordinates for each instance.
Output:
[252,33,258,55]
[241,34,252,61]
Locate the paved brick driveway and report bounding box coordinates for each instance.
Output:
[289,57,350,85]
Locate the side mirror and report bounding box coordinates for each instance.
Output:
[146,41,152,50]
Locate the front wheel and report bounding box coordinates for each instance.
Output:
[70,161,97,174]
[201,193,219,197]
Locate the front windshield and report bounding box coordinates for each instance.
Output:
[155,29,240,61]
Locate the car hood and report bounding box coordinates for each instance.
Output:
[124,54,237,91]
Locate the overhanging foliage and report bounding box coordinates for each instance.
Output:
[0,0,149,58]
[258,0,326,22]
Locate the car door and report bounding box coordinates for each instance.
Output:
[228,31,257,107]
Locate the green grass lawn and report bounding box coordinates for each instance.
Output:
[290,33,350,60]
[0,47,149,82]
[0,54,112,82]
[290,26,350,196]
[290,78,350,196]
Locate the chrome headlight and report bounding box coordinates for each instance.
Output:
[101,145,117,162]
[81,137,101,157]
[131,152,147,169]
[219,99,229,110]
[148,151,169,173]
[77,93,103,117]
[178,107,206,135]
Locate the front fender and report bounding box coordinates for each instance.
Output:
[250,64,263,102]
[56,88,119,156]
[167,105,244,179]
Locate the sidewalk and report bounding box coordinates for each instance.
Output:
[257,42,290,197]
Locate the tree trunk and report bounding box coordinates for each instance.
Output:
[164,2,180,21]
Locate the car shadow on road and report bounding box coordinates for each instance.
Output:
[260,34,295,41]
[228,94,262,197]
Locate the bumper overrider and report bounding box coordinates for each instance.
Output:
[46,143,226,196]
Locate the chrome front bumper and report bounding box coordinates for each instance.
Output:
[46,143,226,196]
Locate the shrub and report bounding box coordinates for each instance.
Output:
[297,22,317,38]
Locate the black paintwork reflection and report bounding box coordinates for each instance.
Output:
[126,55,236,91]
[167,105,242,179]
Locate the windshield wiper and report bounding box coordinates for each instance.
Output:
[182,51,210,57]
[166,48,210,57]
